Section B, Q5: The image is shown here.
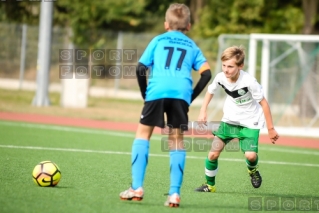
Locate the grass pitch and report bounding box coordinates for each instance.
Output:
[0,121,319,213]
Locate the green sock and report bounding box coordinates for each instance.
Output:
[205,158,218,186]
[246,155,258,171]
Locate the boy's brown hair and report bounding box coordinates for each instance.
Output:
[165,3,191,32]
[221,46,245,66]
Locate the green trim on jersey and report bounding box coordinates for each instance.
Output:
[213,122,260,153]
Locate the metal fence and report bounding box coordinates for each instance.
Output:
[0,23,218,91]
[1,23,318,133]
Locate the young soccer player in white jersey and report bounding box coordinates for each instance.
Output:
[119,3,212,207]
[195,45,279,192]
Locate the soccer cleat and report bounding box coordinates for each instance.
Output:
[248,168,262,188]
[164,193,180,208]
[194,183,216,192]
[119,187,144,201]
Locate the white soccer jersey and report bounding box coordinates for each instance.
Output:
[208,70,265,129]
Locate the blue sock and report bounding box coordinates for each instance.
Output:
[169,150,186,195]
[131,139,149,190]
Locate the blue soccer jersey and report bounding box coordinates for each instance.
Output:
[139,31,208,105]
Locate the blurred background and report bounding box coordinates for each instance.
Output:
[0,0,318,136]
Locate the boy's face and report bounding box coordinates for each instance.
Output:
[222,58,244,80]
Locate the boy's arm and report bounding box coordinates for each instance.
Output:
[259,98,279,144]
[191,69,211,102]
[198,91,214,124]
[191,62,212,103]
[136,63,148,100]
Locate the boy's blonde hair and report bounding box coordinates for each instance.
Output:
[221,46,245,66]
[165,3,191,32]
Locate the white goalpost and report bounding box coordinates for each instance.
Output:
[210,33,319,137]
[248,33,319,101]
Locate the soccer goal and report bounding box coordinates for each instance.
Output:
[210,33,319,137]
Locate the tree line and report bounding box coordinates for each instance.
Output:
[0,0,318,46]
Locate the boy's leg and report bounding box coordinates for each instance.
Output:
[120,99,164,201]
[239,128,262,188]
[245,151,261,188]
[195,136,225,192]
[195,122,239,192]
[164,128,185,207]
[164,99,188,207]
[120,123,154,200]
[245,151,258,171]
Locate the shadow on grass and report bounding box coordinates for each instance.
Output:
[119,197,249,210]
[33,185,73,189]
[120,201,249,211]
[182,203,248,210]
[119,201,144,206]
[216,191,315,198]
[54,186,73,189]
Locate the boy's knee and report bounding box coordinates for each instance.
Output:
[208,152,220,160]
[245,152,257,162]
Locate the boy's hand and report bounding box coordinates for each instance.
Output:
[198,110,207,126]
[268,128,279,144]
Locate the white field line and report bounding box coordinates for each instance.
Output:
[1,145,319,168]
[1,121,319,156]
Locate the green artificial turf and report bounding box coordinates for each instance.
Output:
[0,121,318,213]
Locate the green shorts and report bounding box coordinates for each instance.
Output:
[213,121,260,153]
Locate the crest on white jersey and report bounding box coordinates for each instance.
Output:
[238,89,246,96]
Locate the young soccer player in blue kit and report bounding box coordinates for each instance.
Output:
[119,3,212,207]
